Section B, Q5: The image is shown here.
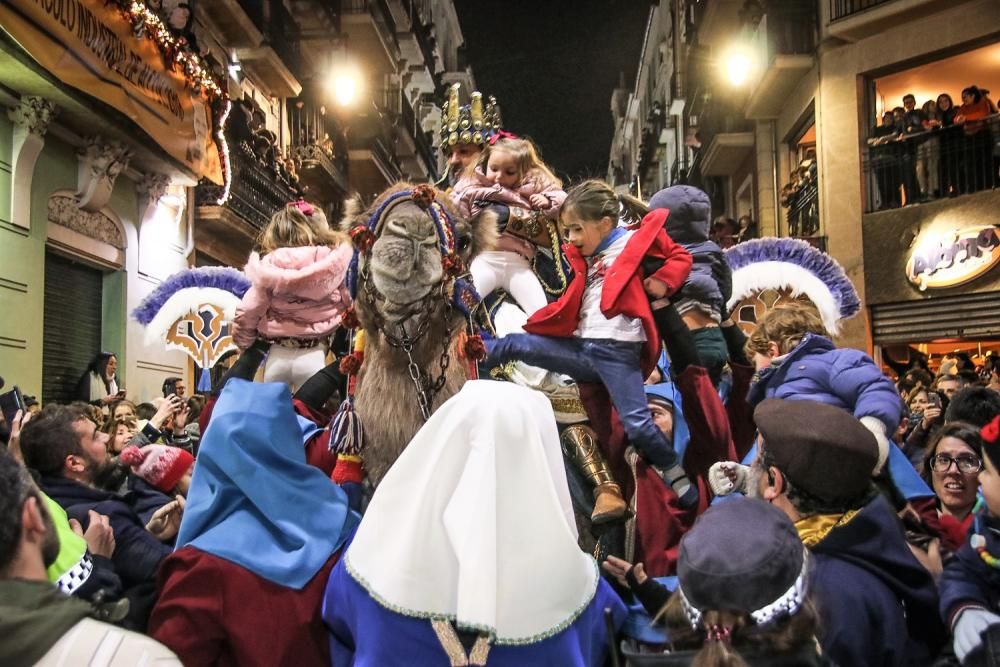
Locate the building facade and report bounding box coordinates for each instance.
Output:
[0,0,469,405]
[610,0,1000,355]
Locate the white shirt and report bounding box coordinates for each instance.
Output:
[574,231,646,342]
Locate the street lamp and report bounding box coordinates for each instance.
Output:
[332,73,358,107]
[725,50,753,87]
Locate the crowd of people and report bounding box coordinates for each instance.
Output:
[867,86,999,210]
[3,83,1000,667]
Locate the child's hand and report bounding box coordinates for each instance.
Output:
[528,193,551,209]
[643,277,669,299]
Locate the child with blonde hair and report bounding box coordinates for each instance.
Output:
[451,136,566,317]
[233,201,352,391]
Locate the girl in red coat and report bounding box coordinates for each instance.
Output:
[485,179,698,506]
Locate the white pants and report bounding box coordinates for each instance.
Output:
[470,250,548,317]
[262,345,327,392]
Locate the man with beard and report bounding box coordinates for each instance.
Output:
[0,448,179,666]
[19,406,182,596]
[749,398,946,666]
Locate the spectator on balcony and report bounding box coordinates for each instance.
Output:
[917,100,942,200]
[955,86,994,193]
[868,110,902,210]
[735,214,757,243]
[935,93,961,196]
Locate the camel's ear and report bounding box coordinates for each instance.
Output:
[468,207,499,257]
[338,194,366,232]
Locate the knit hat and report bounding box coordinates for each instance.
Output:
[648,185,712,244]
[119,444,194,494]
[982,415,1000,471]
[754,398,878,502]
[677,499,807,627]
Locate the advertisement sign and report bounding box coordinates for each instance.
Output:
[906,224,1000,291]
[0,0,222,183]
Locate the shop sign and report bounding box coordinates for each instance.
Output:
[906,225,1000,291]
[0,0,222,183]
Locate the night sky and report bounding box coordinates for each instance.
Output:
[454,0,653,182]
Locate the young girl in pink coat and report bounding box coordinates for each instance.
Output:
[233,201,352,391]
[451,136,567,317]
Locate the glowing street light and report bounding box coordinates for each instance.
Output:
[726,51,752,87]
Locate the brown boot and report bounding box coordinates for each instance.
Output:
[591,482,627,524]
[560,424,627,524]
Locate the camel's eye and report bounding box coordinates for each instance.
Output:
[456,235,470,252]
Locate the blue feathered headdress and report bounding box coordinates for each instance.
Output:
[132,267,251,391]
[725,238,860,334]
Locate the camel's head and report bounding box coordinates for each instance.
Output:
[342,182,496,326]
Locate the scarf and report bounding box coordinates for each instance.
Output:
[795,510,859,548]
[176,379,358,589]
[346,380,599,644]
[0,579,91,667]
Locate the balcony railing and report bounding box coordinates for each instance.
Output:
[785,175,820,237]
[862,115,1000,213]
[343,0,400,58]
[196,102,300,230]
[830,0,894,22]
[287,97,350,195]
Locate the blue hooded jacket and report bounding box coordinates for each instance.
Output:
[648,185,732,314]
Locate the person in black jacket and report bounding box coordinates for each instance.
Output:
[18,404,183,629]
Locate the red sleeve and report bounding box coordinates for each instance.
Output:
[676,366,737,482]
[727,363,757,462]
[150,548,227,665]
[649,231,692,296]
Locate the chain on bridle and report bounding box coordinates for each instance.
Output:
[347,185,477,421]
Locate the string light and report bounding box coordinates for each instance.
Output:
[115,0,226,99]
[214,99,233,205]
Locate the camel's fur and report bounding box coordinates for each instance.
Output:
[342,182,497,485]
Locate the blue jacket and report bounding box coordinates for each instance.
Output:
[40,476,172,588]
[939,513,1000,626]
[747,333,904,433]
[323,554,627,666]
[811,495,945,666]
[649,185,731,313]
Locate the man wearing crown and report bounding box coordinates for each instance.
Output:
[435,83,502,190]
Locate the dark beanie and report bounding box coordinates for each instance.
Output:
[754,398,878,502]
[678,499,805,621]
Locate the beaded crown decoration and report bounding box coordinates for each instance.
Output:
[439,83,503,148]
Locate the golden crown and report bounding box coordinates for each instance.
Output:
[439,83,502,148]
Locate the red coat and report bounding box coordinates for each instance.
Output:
[150,547,339,667]
[581,365,737,577]
[524,209,692,376]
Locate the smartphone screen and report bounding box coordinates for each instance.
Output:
[0,386,24,425]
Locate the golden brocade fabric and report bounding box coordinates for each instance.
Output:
[795,509,860,548]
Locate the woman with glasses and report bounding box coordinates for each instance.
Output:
[921,422,984,558]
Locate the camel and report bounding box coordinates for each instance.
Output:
[341,183,496,485]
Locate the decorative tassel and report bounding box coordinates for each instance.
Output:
[329,397,365,455]
[441,253,465,277]
[197,366,212,393]
[341,306,360,330]
[349,225,376,253]
[332,454,364,485]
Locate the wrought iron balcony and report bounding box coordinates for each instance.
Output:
[830,0,894,22]
[288,97,351,201]
[196,102,300,231]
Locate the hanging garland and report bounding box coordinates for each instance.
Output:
[109,0,225,99]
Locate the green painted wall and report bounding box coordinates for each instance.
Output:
[0,129,131,398]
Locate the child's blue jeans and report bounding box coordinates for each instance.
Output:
[487,334,679,468]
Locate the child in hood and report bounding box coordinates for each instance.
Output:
[647,185,732,386]
[233,201,352,391]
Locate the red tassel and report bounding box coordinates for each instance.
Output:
[441,253,465,277]
[339,352,362,376]
[411,184,436,209]
[462,334,487,362]
[341,306,360,330]
[349,225,376,253]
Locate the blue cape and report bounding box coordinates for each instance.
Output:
[176,379,358,589]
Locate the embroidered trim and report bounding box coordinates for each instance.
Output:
[431,619,492,666]
[795,509,859,548]
[344,551,600,645]
[678,549,810,629]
